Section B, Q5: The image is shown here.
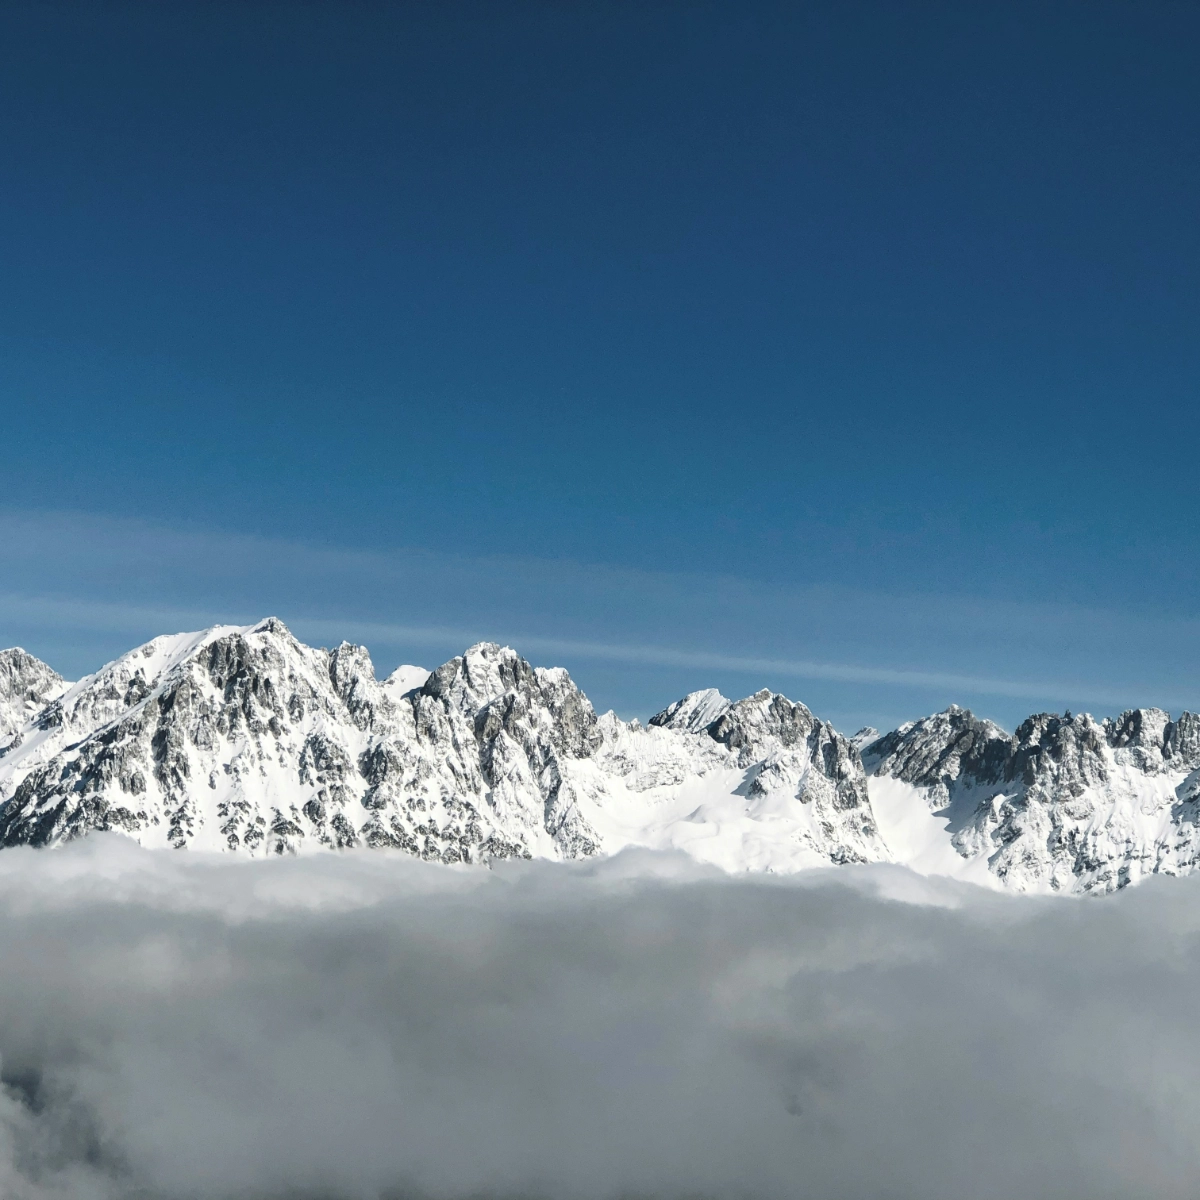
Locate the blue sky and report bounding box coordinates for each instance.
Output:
[2,1,1199,732]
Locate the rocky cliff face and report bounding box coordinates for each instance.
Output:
[6,621,1200,893]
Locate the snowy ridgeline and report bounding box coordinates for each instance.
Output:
[2,618,1200,894]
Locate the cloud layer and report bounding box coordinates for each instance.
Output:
[2,842,1200,1199]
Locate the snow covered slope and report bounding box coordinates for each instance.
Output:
[4,621,1200,893]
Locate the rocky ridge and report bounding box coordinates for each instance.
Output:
[2,620,1200,892]
[0,620,882,869]
[863,705,1200,891]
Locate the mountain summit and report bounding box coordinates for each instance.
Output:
[1,619,1198,893]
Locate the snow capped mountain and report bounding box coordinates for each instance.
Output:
[0,620,880,869]
[3,618,1200,893]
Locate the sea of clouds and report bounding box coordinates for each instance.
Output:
[2,838,1200,1199]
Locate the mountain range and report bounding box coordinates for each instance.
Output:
[2,618,1198,893]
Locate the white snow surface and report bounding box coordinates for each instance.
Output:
[383,663,431,697]
[3,619,1200,893]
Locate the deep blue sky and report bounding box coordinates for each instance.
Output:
[2,1,1199,732]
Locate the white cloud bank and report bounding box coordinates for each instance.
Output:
[2,841,1200,1199]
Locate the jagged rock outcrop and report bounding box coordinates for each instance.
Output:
[0,648,67,743]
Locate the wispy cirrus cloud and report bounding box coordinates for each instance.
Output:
[1,506,1198,727]
[292,615,1156,708]
[0,590,1171,713]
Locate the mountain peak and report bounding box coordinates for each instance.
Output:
[650,688,730,733]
